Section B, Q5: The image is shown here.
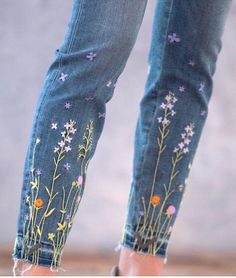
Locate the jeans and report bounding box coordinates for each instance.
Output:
[12,0,232,272]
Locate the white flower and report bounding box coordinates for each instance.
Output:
[65,145,71,152]
[64,122,71,130]
[178,142,185,149]
[65,136,72,143]
[59,73,68,82]
[160,103,166,109]
[58,141,65,148]
[181,133,186,139]
[179,86,185,92]
[166,103,174,110]
[71,127,77,134]
[173,147,179,153]
[165,95,172,102]
[162,117,170,125]
[171,110,176,116]
[172,96,178,103]
[183,147,189,153]
[157,117,162,123]
[51,122,58,130]
[54,146,59,153]
[184,138,191,145]
[61,131,66,137]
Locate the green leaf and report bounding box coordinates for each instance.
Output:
[45,208,55,218]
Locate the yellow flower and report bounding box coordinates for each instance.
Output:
[25,195,30,204]
[48,233,55,241]
[57,221,66,231]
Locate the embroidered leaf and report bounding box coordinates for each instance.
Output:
[53,158,57,166]
[45,186,51,196]
[37,225,42,237]
[54,174,61,180]
[60,209,66,214]
[45,208,55,218]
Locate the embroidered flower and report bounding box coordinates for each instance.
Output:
[54,146,59,153]
[65,136,72,143]
[166,205,176,216]
[176,184,184,191]
[35,169,42,176]
[98,112,105,118]
[199,82,205,93]
[58,140,65,148]
[48,233,55,241]
[64,102,72,109]
[65,145,71,152]
[34,198,44,208]
[64,162,71,171]
[51,122,58,130]
[59,73,68,82]
[150,195,161,206]
[57,221,66,231]
[200,110,207,117]
[188,60,195,66]
[173,123,195,154]
[168,32,181,43]
[106,80,112,87]
[86,52,97,61]
[179,86,185,92]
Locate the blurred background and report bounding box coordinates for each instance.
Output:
[0,0,236,275]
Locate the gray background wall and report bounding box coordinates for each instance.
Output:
[1,0,236,255]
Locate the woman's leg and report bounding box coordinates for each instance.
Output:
[117,0,233,275]
[12,0,148,275]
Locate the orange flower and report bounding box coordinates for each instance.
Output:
[34,198,44,208]
[150,195,161,206]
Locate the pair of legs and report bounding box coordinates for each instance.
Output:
[12,0,232,275]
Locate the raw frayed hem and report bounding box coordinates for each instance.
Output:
[12,257,66,276]
[114,240,168,265]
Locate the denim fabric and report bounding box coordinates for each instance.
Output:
[12,0,232,271]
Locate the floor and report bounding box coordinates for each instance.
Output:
[1,247,236,276]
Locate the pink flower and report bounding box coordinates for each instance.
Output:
[166,205,176,216]
[77,175,83,187]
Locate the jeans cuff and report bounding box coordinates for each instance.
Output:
[12,235,63,270]
[115,229,169,264]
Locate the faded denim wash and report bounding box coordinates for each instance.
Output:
[12,0,232,273]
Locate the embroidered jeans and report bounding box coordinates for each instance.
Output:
[12,0,232,272]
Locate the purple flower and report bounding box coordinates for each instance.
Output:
[65,102,72,109]
[86,52,97,61]
[168,33,181,43]
[36,169,42,176]
[64,162,71,171]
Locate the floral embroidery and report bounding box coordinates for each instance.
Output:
[127,90,196,255]
[59,73,68,82]
[168,32,181,43]
[106,80,112,87]
[200,110,207,117]
[188,60,195,66]
[199,82,205,93]
[178,85,185,92]
[20,116,94,268]
[98,112,105,119]
[86,51,97,61]
[51,123,58,130]
[64,102,72,109]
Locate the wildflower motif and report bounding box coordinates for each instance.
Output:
[64,162,71,171]
[179,86,185,92]
[166,205,176,217]
[34,198,44,208]
[59,73,68,82]
[86,52,97,61]
[98,112,105,119]
[173,123,195,154]
[64,102,72,109]
[48,233,55,241]
[106,80,112,87]
[51,123,58,130]
[168,32,181,43]
[199,82,205,93]
[200,110,207,117]
[188,60,195,66]
[150,195,161,206]
[35,169,42,176]
[57,221,66,231]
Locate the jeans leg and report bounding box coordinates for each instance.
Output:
[12,0,148,272]
[118,0,233,264]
